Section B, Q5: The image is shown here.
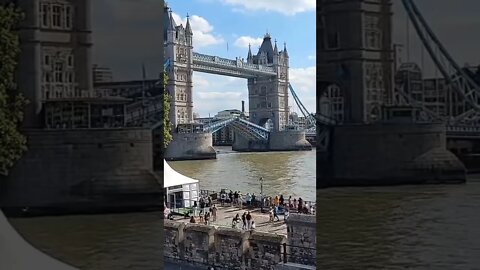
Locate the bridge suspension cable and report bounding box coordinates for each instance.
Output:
[401,0,480,125]
[287,83,335,127]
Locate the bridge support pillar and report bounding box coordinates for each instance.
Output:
[318,123,466,187]
[164,132,216,161]
[232,131,312,152]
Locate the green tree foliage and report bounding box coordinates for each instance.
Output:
[163,72,172,147]
[0,5,27,176]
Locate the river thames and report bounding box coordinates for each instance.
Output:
[318,175,480,269]
[6,147,315,270]
[7,150,480,269]
[168,146,316,201]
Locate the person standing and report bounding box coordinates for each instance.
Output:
[193,201,198,216]
[274,195,279,207]
[279,195,284,206]
[204,211,210,225]
[211,204,217,222]
[298,197,303,212]
[246,211,252,230]
[229,190,233,206]
[200,197,205,213]
[234,191,239,206]
[241,212,247,230]
[273,206,280,221]
[288,196,292,208]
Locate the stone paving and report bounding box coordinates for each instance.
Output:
[170,204,288,235]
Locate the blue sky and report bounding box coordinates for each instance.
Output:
[167,0,316,117]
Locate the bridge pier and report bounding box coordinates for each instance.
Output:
[164,132,216,161]
[318,123,466,187]
[232,130,312,152]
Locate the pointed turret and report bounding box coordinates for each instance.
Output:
[283,42,289,58]
[247,43,252,60]
[168,9,176,31]
[257,32,274,63]
[274,39,279,55]
[185,13,192,35]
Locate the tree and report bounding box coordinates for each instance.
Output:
[163,72,172,147]
[0,5,27,176]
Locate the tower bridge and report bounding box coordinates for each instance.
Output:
[162,6,311,160]
[317,0,480,187]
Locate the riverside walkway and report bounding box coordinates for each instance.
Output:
[170,204,293,236]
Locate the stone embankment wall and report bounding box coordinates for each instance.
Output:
[285,214,316,266]
[164,213,316,270]
[0,128,162,212]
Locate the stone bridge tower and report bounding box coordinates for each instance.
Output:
[247,34,290,131]
[318,0,393,124]
[164,6,194,128]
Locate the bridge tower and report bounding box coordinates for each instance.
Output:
[247,34,290,131]
[318,0,394,124]
[164,6,194,128]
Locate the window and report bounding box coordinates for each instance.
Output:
[65,6,72,29]
[68,72,73,83]
[364,15,382,49]
[44,55,50,66]
[67,55,73,67]
[52,5,62,28]
[54,63,63,83]
[40,4,49,27]
[45,72,51,83]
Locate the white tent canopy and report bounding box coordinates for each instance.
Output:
[164,160,199,188]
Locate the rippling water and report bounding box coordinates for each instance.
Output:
[8,212,163,270]
[318,175,480,269]
[168,146,316,201]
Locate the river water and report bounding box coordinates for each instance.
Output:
[7,150,480,269]
[168,146,316,201]
[318,175,480,269]
[5,148,314,270]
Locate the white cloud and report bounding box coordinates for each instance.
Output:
[220,0,315,16]
[193,73,247,117]
[234,36,263,49]
[171,13,224,48]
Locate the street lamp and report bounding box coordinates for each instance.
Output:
[259,177,264,212]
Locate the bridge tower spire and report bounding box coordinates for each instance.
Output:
[164,7,194,128]
[247,34,290,131]
[247,43,253,63]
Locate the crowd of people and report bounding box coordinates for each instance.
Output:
[183,190,315,229]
